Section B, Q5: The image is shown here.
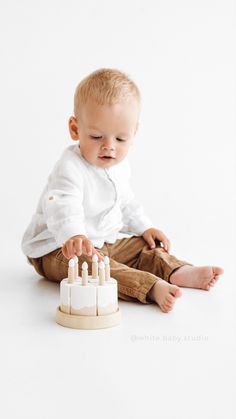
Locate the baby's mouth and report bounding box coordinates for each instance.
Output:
[98,155,115,160]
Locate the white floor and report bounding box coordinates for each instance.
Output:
[1,1,235,417]
[1,240,235,419]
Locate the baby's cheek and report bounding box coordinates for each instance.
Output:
[120,146,130,158]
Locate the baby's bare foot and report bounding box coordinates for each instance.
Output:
[148,280,182,313]
[169,265,224,290]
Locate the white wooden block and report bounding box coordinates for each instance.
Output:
[88,275,98,284]
[106,277,116,284]
[60,278,73,314]
[70,283,97,316]
[97,279,118,315]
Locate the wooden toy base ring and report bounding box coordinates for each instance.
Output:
[56,306,121,330]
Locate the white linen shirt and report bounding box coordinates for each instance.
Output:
[21,144,153,258]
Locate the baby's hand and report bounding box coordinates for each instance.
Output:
[142,228,171,253]
[62,235,104,261]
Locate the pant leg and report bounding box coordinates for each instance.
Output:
[27,256,45,277]
[109,258,158,304]
[107,236,192,282]
[104,237,160,303]
[134,239,192,282]
[106,236,151,267]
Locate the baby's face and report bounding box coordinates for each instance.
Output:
[69,98,139,168]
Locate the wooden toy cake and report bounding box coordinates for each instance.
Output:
[56,255,121,329]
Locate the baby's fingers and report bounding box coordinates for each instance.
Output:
[74,238,83,256]
[62,244,69,259]
[63,239,76,259]
[161,238,170,253]
[92,248,104,261]
[83,240,93,256]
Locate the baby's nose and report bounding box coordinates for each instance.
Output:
[101,138,115,150]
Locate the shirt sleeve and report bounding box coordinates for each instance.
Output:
[119,162,153,235]
[42,160,87,246]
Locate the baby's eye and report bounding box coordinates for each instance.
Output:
[116,138,126,142]
[90,135,102,140]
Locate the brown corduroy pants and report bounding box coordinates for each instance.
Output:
[28,236,191,304]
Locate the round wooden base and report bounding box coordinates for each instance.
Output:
[55,306,121,330]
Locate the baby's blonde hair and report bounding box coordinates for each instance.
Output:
[73,68,140,116]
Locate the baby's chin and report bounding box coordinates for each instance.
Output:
[83,153,125,168]
[95,156,119,168]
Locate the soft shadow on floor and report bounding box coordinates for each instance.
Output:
[34,275,60,295]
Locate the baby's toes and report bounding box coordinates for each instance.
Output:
[210,275,220,287]
[170,285,182,298]
[209,278,216,286]
[164,301,172,309]
[209,275,220,288]
[163,298,174,311]
[166,294,175,304]
[162,303,172,313]
[213,267,224,276]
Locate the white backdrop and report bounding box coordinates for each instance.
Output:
[0,1,235,418]
[0,0,235,266]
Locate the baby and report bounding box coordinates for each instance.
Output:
[22,68,223,313]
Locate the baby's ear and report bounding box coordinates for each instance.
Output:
[68,116,79,141]
[134,122,139,135]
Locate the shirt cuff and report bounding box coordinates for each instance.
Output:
[129,216,154,236]
[55,222,87,247]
